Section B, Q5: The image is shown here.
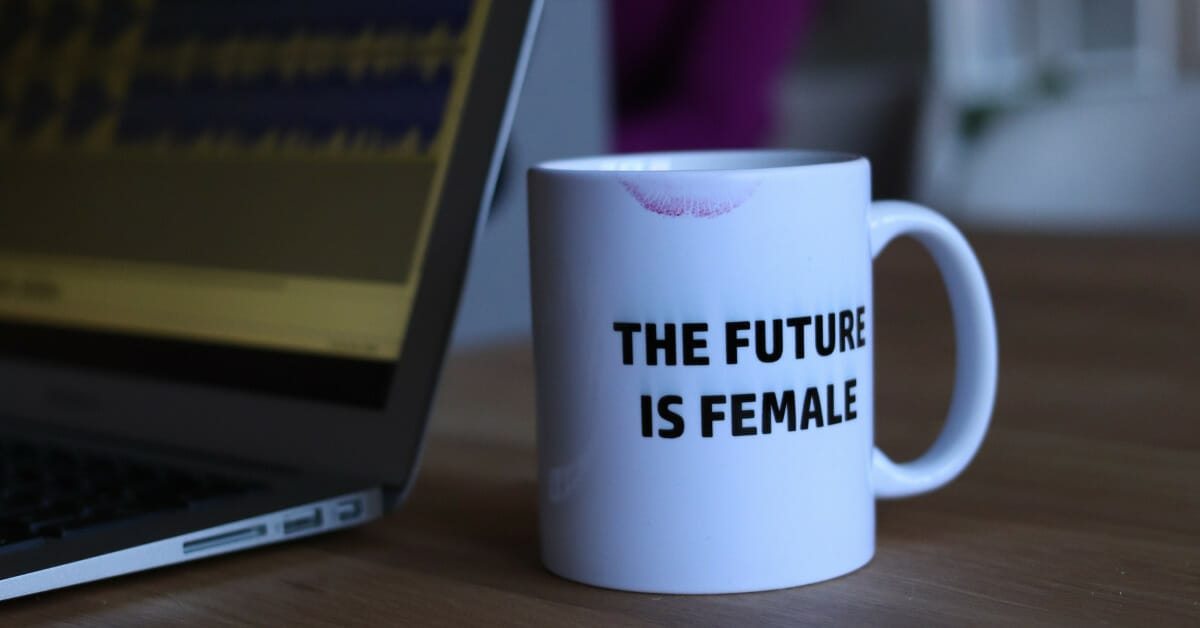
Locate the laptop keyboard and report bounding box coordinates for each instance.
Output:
[1,436,262,554]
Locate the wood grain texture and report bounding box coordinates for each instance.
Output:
[4,233,1199,626]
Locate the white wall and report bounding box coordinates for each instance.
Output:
[956,88,1200,232]
[450,0,611,349]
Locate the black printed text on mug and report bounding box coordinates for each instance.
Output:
[614,306,866,439]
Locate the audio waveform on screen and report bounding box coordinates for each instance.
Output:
[0,0,476,157]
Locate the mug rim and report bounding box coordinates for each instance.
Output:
[532,149,865,174]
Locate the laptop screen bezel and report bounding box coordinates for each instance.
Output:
[0,0,541,497]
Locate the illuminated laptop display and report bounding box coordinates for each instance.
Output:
[0,0,491,404]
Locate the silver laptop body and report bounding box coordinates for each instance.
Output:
[0,0,541,601]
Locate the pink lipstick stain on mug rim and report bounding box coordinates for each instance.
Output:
[619,177,759,218]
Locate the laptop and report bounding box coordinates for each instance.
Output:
[0,0,541,600]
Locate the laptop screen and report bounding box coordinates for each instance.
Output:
[0,0,491,407]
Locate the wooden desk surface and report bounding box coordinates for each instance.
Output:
[6,233,1199,626]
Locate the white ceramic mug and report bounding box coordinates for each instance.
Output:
[527,150,997,594]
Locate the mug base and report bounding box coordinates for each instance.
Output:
[540,550,875,595]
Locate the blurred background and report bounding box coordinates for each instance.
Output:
[452,0,1200,347]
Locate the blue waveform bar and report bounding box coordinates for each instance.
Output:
[0,0,32,56]
[39,0,83,47]
[13,81,56,139]
[143,0,473,44]
[92,0,141,46]
[0,0,474,49]
[64,81,114,139]
[117,67,452,146]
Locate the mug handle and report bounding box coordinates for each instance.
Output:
[868,201,998,498]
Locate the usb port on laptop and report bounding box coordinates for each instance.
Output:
[335,498,363,523]
[282,508,323,535]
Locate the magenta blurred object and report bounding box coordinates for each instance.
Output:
[610,0,816,152]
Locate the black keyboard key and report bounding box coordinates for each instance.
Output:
[25,502,88,533]
[81,454,119,476]
[0,489,47,520]
[0,534,45,555]
[0,523,36,544]
[10,463,49,489]
[121,462,162,483]
[132,489,190,513]
[47,506,160,539]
